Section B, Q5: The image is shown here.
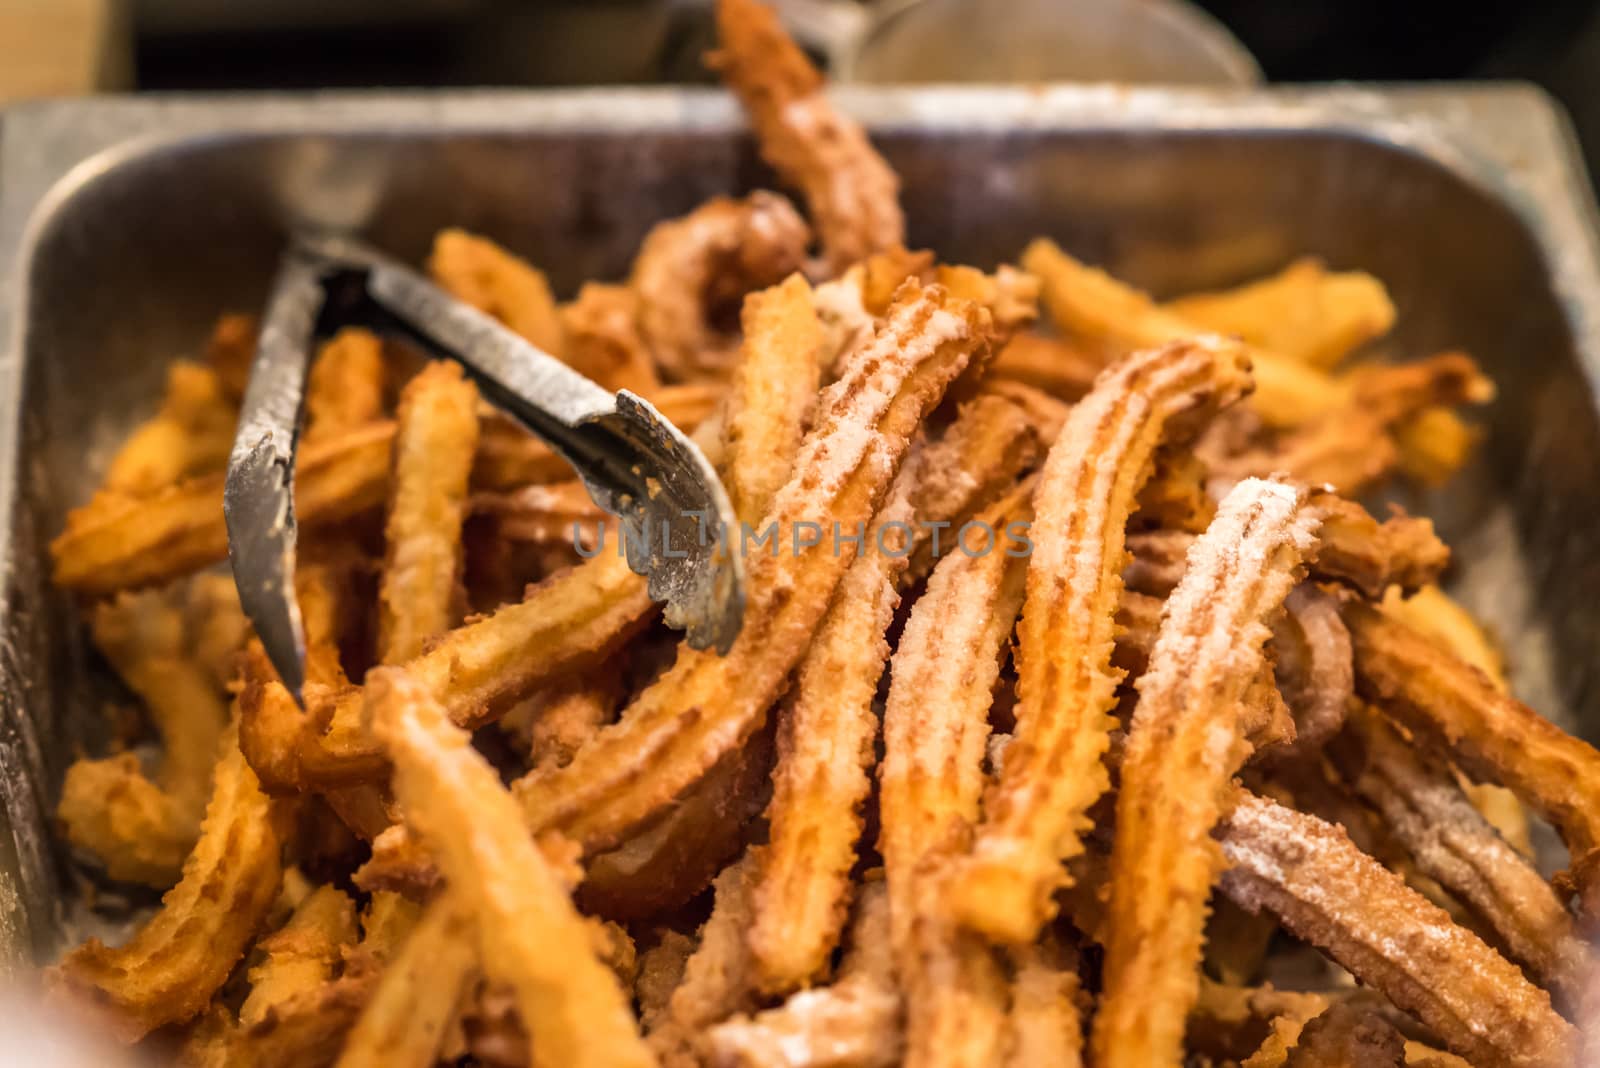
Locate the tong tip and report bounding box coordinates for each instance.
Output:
[224,437,308,708]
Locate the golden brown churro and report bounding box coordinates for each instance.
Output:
[513,282,987,853]
[1218,791,1576,1068]
[42,5,1598,1060]
[950,336,1252,943]
[1093,478,1319,1068]
[712,0,904,273]
[368,667,652,1068]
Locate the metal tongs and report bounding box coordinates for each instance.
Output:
[225,233,745,706]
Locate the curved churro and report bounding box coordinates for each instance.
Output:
[631,192,810,380]
[1218,791,1576,1068]
[1328,705,1586,1002]
[1092,478,1319,1068]
[711,0,904,273]
[513,282,987,854]
[1344,599,1600,921]
[949,335,1252,944]
[50,728,291,1042]
[368,666,652,1068]
[1261,584,1353,764]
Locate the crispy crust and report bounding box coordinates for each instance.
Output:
[244,547,655,790]
[631,192,810,380]
[336,894,477,1068]
[377,360,480,664]
[369,666,651,1068]
[949,336,1253,943]
[50,731,290,1042]
[1343,598,1600,916]
[305,328,387,442]
[1328,706,1586,1002]
[879,487,1031,1068]
[1092,479,1318,1068]
[708,881,903,1068]
[746,454,919,992]
[429,228,564,355]
[512,283,987,853]
[721,273,824,528]
[711,0,904,273]
[1217,791,1576,1068]
[52,421,393,595]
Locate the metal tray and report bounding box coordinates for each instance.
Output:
[2,84,1599,965]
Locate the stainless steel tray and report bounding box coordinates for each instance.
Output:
[2,85,1599,965]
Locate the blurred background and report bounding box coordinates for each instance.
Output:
[3,0,1600,179]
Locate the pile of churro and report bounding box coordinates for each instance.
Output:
[41,1,1600,1065]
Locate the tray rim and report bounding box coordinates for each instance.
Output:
[1,82,1599,957]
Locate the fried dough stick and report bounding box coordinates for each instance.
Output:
[1343,599,1600,918]
[104,361,236,496]
[581,722,775,920]
[1022,238,1329,427]
[583,275,820,922]
[1381,584,1531,854]
[378,361,480,664]
[57,582,235,886]
[367,667,653,1068]
[712,0,905,273]
[336,895,478,1068]
[429,228,564,355]
[631,192,810,380]
[747,453,920,992]
[238,884,358,1029]
[1207,352,1494,496]
[1162,257,1397,370]
[513,282,987,854]
[1218,791,1576,1068]
[721,272,824,527]
[1328,706,1586,1002]
[906,392,1042,581]
[245,546,652,789]
[560,282,662,395]
[1267,1003,1405,1068]
[708,880,903,1068]
[880,486,1032,1068]
[1124,497,1449,601]
[1004,933,1084,1068]
[1093,479,1319,1068]
[1258,583,1353,765]
[949,336,1253,943]
[305,328,387,442]
[647,852,763,1067]
[52,421,393,595]
[50,724,290,1042]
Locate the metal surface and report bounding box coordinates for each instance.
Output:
[2,85,1600,965]
[226,236,743,703]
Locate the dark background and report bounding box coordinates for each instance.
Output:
[131,1,1600,180]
